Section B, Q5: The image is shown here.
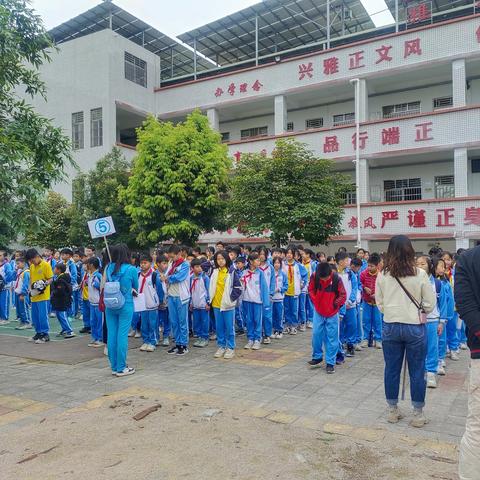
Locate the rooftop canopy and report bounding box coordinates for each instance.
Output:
[48,0,214,79]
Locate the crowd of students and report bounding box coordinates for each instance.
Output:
[0,242,468,380]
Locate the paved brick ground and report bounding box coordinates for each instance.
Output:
[0,329,469,445]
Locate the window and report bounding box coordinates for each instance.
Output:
[221,132,230,142]
[90,108,103,147]
[286,122,294,131]
[333,112,355,126]
[71,111,84,150]
[125,52,147,87]
[240,126,268,139]
[435,175,455,199]
[384,178,422,201]
[433,96,453,110]
[342,190,357,205]
[305,118,323,129]
[472,158,480,173]
[382,101,421,119]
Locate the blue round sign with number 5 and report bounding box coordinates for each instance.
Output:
[95,219,111,235]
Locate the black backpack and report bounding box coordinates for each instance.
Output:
[0,274,5,292]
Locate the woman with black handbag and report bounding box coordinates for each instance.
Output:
[376,235,436,427]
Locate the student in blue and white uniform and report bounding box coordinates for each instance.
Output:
[14,256,31,329]
[257,246,274,344]
[59,248,78,319]
[190,258,210,348]
[270,256,288,339]
[87,257,104,347]
[155,253,170,347]
[0,250,15,325]
[301,249,318,330]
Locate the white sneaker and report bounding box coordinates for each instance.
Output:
[449,350,460,361]
[252,340,261,350]
[134,330,142,338]
[244,340,254,350]
[145,344,156,352]
[15,323,32,330]
[214,347,226,358]
[306,321,313,329]
[354,344,363,351]
[139,343,148,351]
[116,367,135,377]
[289,327,298,335]
[387,405,404,424]
[162,337,170,347]
[375,340,383,349]
[209,333,217,341]
[410,408,428,428]
[437,365,446,376]
[271,332,278,339]
[460,343,468,350]
[128,329,135,338]
[223,348,235,359]
[103,346,108,356]
[426,372,438,388]
[298,324,307,332]
[0,319,10,325]
[440,359,446,368]
[91,340,103,347]
[360,339,369,348]
[283,327,290,335]
[263,337,271,344]
[277,332,283,339]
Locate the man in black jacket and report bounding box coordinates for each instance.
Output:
[51,263,76,339]
[454,245,480,480]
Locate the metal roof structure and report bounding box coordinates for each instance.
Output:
[48,1,214,79]
[178,0,377,67]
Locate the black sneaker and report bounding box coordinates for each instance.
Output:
[79,327,91,334]
[56,330,66,337]
[235,329,245,336]
[326,364,335,374]
[167,346,179,355]
[176,346,189,356]
[34,334,50,344]
[308,358,323,368]
[28,333,41,342]
[336,354,345,365]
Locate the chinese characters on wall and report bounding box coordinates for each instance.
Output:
[214,80,263,98]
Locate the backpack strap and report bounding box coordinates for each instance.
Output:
[152,270,158,286]
[332,273,340,299]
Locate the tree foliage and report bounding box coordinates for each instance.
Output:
[228,138,351,246]
[0,0,74,246]
[70,147,136,247]
[123,111,231,245]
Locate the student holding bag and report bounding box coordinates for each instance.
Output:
[376,235,436,428]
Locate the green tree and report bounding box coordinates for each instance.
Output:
[229,138,351,246]
[0,0,74,246]
[123,111,231,245]
[24,191,71,249]
[69,147,136,247]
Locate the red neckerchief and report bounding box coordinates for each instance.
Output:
[139,268,153,293]
[168,258,184,276]
[287,262,294,283]
[15,270,22,289]
[191,275,200,293]
[242,269,255,286]
[80,272,88,290]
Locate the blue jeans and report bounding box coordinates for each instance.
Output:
[213,307,235,349]
[340,307,357,346]
[140,310,158,346]
[193,308,209,340]
[272,301,284,332]
[106,305,133,372]
[382,322,427,408]
[362,303,382,341]
[262,300,273,338]
[31,300,49,334]
[56,311,73,334]
[243,301,263,341]
[298,292,306,325]
[284,295,298,327]
[158,309,170,337]
[426,321,440,373]
[168,296,189,347]
[15,295,31,324]
[82,299,91,328]
[446,312,460,351]
[312,312,339,366]
[89,304,103,341]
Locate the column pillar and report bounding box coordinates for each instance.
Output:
[274,95,287,135]
[358,158,370,203]
[206,108,219,131]
[357,78,368,122]
[452,59,466,107]
[454,148,468,197]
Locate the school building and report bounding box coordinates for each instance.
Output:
[30,0,480,253]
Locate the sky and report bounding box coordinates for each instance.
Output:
[31,0,394,40]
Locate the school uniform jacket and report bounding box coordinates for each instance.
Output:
[14,269,30,296]
[209,266,243,312]
[242,269,270,305]
[87,271,102,306]
[167,260,191,304]
[190,273,210,309]
[138,269,161,311]
[282,261,308,297]
[270,269,288,302]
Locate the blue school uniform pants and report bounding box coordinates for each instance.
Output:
[284,295,298,327]
[193,308,209,341]
[0,290,9,320]
[106,305,133,373]
[168,296,189,347]
[73,290,81,317]
[89,304,103,342]
[56,311,74,334]
[15,295,30,324]
[82,299,91,328]
[446,312,459,352]
[305,295,314,323]
[272,301,284,332]
[298,292,307,325]
[140,310,157,346]
[459,319,467,344]
[312,312,339,366]
[213,307,235,349]
[262,300,273,338]
[131,312,141,331]
[438,322,447,361]
[425,320,440,373]
[362,302,382,342]
[355,303,363,344]
[158,309,170,338]
[340,307,357,346]
[235,300,244,331]
[243,301,263,342]
[31,300,49,334]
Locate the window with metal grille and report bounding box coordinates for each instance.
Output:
[125,52,147,87]
[286,122,294,131]
[221,132,230,142]
[90,108,103,147]
[240,126,268,139]
[333,112,355,126]
[305,118,323,129]
[435,175,455,199]
[384,178,422,201]
[71,111,84,150]
[472,158,480,173]
[342,190,357,205]
[382,101,421,118]
[433,96,453,110]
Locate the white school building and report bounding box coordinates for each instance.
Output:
[27,0,480,253]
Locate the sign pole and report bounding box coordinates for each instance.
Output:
[103,236,112,262]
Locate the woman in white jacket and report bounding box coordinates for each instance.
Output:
[376,235,436,427]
